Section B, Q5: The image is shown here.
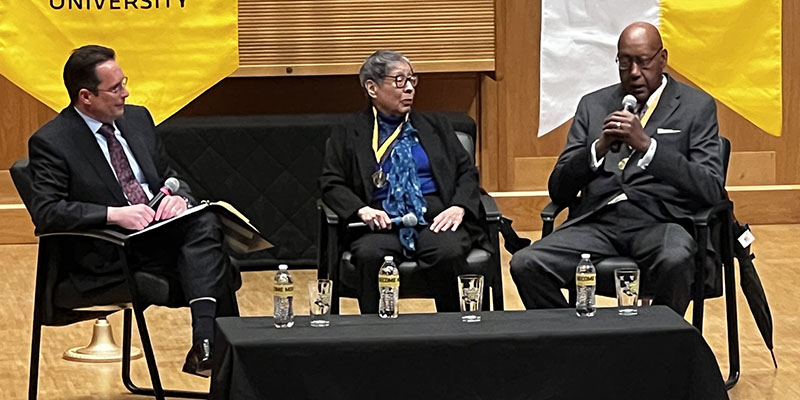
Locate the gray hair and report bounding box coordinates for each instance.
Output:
[358,50,412,90]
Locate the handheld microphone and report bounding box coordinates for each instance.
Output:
[348,212,418,230]
[147,177,180,209]
[611,95,639,152]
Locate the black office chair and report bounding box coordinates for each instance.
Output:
[540,137,739,389]
[11,158,207,400]
[317,114,504,313]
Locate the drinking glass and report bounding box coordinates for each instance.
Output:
[457,275,484,323]
[614,269,640,316]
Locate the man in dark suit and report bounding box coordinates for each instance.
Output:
[27,45,238,377]
[510,22,725,314]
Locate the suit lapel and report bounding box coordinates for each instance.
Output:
[115,113,161,187]
[353,109,379,202]
[623,76,681,177]
[642,76,680,139]
[63,108,128,204]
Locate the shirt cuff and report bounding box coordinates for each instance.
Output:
[590,139,604,170]
[637,138,657,169]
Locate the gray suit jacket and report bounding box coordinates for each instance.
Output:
[549,75,725,226]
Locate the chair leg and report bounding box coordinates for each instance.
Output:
[722,218,740,390]
[331,284,342,315]
[691,226,708,333]
[27,317,42,400]
[121,309,208,399]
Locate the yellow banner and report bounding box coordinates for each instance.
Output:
[661,0,782,136]
[0,0,238,124]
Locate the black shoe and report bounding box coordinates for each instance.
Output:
[182,339,213,378]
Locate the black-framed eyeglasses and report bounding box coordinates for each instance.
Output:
[96,76,128,95]
[384,74,418,88]
[616,47,663,71]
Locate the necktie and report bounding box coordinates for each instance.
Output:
[97,123,148,205]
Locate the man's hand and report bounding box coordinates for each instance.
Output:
[357,206,392,231]
[154,195,188,221]
[430,206,465,233]
[107,204,155,231]
[599,110,650,157]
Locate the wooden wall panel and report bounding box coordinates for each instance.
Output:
[0,75,56,169]
[236,0,495,76]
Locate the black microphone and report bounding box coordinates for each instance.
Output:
[348,212,418,230]
[147,177,180,209]
[610,94,639,152]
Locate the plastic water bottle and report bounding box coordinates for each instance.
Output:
[273,264,294,328]
[378,256,399,318]
[575,253,596,317]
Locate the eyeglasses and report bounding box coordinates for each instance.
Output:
[96,76,128,95]
[384,74,418,88]
[616,47,663,71]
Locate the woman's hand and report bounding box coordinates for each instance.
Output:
[430,206,465,233]
[357,206,392,231]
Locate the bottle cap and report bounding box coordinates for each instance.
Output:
[581,253,590,259]
[384,256,394,261]
[278,264,288,271]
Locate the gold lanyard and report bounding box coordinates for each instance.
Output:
[372,107,409,164]
[639,88,663,128]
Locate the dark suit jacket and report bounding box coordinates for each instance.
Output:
[319,108,485,248]
[549,75,725,226]
[27,105,195,292]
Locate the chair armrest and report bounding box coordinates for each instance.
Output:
[541,202,568,222]
[540,201,569,238]
[690,199,733,227]
[479,194,501,222]
[38,228,129,247]
[317,199,339,225]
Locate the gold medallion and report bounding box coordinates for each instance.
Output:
[372,168,388,188]
[618,157,629,170]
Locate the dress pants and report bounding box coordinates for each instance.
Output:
[349,195,472,314]
[128,212,240,317]
[510,200,696,314]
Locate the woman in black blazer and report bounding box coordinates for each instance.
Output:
[320,50,484,313]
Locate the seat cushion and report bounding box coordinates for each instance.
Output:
[54,272,176,310]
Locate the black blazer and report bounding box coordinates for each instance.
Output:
[27,105,195,292]
[549,75,725,226]
[319,108,485,247]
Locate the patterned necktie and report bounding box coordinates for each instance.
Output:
[97,123,148,204]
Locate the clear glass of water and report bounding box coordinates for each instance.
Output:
[614,268,640,316]
[308,279,333,327]
[457,274,484,323]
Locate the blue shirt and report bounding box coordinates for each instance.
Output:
[372,112,438,202]
[74,107,154,202]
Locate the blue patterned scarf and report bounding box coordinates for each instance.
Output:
[381,120,427,255]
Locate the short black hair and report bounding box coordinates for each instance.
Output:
[63,45,116,105]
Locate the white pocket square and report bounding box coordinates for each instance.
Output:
[656,128,681,134]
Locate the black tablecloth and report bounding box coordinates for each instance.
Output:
[211,306,727,400]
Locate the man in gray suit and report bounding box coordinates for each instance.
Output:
[510,22,725,314]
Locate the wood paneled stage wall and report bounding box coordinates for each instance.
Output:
[1,0,798,224]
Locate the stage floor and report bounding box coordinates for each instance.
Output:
[1,225,796,399]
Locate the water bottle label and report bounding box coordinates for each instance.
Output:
[378,275,400,288]
[274,284,294,298]
[576,273,596,287]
